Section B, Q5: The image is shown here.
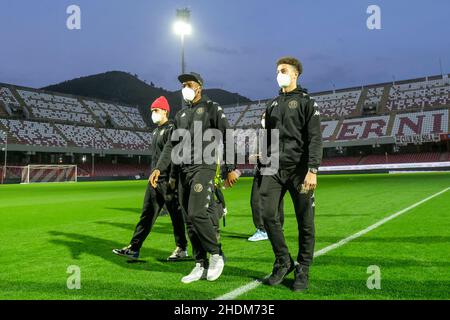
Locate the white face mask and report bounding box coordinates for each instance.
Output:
[261,119,265,128]
[151,111,162,124]
[277,72,291,88]
[182,87,196,102]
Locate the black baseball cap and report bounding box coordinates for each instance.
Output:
[178,72,204,86]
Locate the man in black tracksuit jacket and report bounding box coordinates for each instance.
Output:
[149,72,239,283]
[112,96,187,261]
[260,56,322,291]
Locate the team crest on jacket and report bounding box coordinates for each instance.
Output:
[194,183,203,192]
[288,100,298,109]
[196,107,204,115]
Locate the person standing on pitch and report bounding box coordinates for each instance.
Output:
[149,72,240,283]
[113,96,188,261]
[248,112,284,242]
[260,56,322,291]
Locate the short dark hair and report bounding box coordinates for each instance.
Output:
[276,56,302,75]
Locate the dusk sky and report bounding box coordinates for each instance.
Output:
[1,0,449,100]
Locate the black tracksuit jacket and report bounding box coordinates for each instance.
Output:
[155,95,235,174]
[150,120,175,180]
[265,86,323,170]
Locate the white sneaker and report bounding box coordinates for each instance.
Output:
[248,229,269,242]
[207,254,225,281]
[181,263,207,284]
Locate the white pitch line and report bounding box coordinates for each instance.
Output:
[215,186,450,300]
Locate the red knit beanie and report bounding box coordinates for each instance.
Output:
[150,96,170,113]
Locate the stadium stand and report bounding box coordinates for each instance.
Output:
[0,86,20,108]
[83,100,108,122]
[118,104,147,129]
[136,131,153,144]
[1,74,450,180]
[311,89,361,118]
[335,115,390,141]
[236,102,266,127]
[0,118,67,147]
[83,99,147,129]
[55,124,113,149]
[223,105,248,127]
[391,109,449,136]
[386,77,450,112]
[17,89,97,125]
[362,86,385,116]
[321,120,339,141]
[99,128,149,151]
[96,102,134,128]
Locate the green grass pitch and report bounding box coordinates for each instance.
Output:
[0,172,449,300]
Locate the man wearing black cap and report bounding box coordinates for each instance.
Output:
[149,72,240,283]
[260,56,322,291]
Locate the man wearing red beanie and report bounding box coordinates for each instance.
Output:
[113,96,188,261]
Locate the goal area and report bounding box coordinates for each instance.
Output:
[2,165,77,184]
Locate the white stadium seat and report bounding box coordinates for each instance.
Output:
[392,109,449,136]
[0,118,67,147]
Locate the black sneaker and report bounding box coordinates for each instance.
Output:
[263,255,295,286]
[167,247,188,261]
[292,264,309,292]
[112,245,139,260]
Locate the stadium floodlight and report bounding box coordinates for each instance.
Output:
[173,8,191,75]
[173,20,192,36]
[174,8,192,37]
[174,8,191,107]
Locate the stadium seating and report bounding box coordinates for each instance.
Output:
[17,89,97,125]
[83,100,108,120]
[118,104,147,129]
[321,120,339,141]
[386,77,450,111]
[55,124,113,149]
[391,109,449,136]
[0,86,20,107]
[223,105,248,127]
[136,131,153,144]
[99,128,149,150]
[311,89,361,118]
[0,117,152,151]
[97,102,134,128]
[1,75,449,159]
[83,99,147,129]
[335,115,390,140]
[363,86,385,112]
[236,102,266,127]
[0,118,67,147]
